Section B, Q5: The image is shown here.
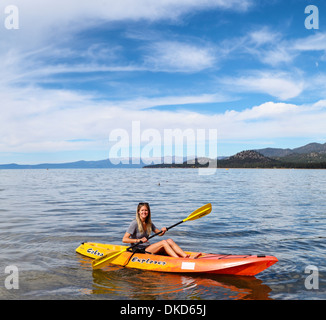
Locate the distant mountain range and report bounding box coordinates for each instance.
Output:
[0,156,185,169]
[0,159,140,169]
[254,142,326,157]
[1,142,326,169]
[145,142,326,169]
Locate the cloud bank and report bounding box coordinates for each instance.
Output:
[1,1,326,162]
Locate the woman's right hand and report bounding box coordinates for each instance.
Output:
[138,237,148,243]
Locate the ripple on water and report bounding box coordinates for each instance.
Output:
[1,169,326,299]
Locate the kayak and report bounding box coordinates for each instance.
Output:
[76,242,278,276]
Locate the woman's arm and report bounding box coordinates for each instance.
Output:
[122,232,147,244]
[154,227,167,236]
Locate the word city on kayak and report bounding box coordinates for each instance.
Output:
[87,248,104,257]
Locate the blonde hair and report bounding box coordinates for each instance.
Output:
[136,203,153,236]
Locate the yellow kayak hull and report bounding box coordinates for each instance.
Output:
[76,242,278,276]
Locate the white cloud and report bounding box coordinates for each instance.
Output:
[0,85,227,153]
[216,100,326,140]
[225,102,299,121]
[1,78,326,155]
[2,1,326,162]
[0,0,253,78]
[293,32,326,52]
[243,27,297,66]
[112,93,227,110]
[144,41,217,72]
[2,0,252,38]
[259,47,295,66]
[248,28,281,47]
[220,71,304,100]
[234,29,326,68]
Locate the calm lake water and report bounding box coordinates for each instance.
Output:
[0,168,325,300]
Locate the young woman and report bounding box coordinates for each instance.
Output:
[122,202,189,258]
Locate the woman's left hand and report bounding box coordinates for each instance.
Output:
[160,227,167,236]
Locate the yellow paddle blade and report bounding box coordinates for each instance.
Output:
[183,203,212,222]
[92,248,127,270]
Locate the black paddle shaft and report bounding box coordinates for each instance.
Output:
[148,220,183,239]
[130,220,184,250]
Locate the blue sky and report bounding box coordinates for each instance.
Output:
[1,0,326,164]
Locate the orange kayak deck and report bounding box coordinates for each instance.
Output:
[76,242,278,276]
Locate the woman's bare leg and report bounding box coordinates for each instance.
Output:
[166,239,188,258]
[146,239,188,258]
[146,240,178,257]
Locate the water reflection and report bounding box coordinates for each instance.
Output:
[4,168,325,299]
[78,257,272,300]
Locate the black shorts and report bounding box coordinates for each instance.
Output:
[127,246,149,254]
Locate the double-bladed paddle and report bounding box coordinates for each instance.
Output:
[92,203,212,270]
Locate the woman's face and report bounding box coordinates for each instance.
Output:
[138,205,149,222]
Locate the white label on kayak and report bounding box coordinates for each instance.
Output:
[181,262,195,270]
